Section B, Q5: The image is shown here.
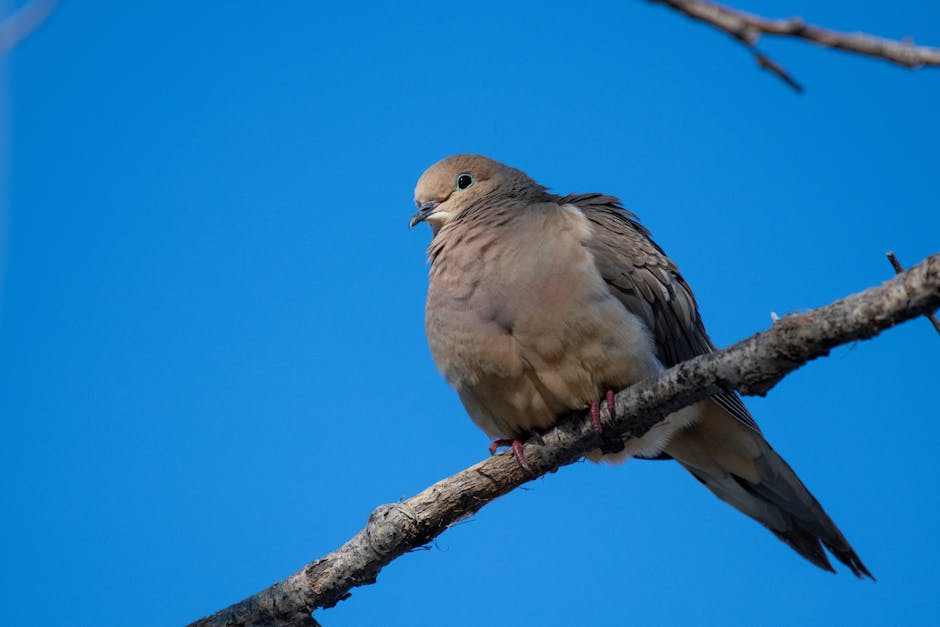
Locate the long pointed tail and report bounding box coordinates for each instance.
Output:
[665,400,873,579]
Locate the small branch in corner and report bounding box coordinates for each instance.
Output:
[648,0,940,92]
[752,49,803,93]
[0,0,58,54]
[887,251,940,337]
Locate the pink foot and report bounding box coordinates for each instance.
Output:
[590,390,617,433]
[488,438,533,472]
[590,400,602,433]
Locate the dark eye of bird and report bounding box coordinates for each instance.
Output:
[456,173,474,190]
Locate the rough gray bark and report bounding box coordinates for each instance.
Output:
[649,0,940,91]
[887,251,940,335]
[190,252,939,627]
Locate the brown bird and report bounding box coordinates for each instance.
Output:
[410,154,872,578]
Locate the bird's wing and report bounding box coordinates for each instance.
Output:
[561,193,758,432]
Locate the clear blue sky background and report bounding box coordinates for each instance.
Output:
[2,1,939,625]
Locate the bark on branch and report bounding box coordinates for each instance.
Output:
[887,252,940,336]
[190,252,940,627]
[648,0,940,91]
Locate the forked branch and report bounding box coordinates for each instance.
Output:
[648,0,940,91]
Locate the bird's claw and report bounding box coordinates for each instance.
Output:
[488,438,533,472]
[590,390,617,433]
[590,400,602,433]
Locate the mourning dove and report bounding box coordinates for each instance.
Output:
[410,154,872,578]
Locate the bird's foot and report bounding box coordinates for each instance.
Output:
[488,438,533,472]
[590,400,602,433]
[589,390,617,433]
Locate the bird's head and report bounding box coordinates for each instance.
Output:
[410,154,544,233]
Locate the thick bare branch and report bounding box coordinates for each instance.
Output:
[190,252,939,627]
[648,0,940,91]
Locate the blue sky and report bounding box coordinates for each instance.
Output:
[2,1,939,625]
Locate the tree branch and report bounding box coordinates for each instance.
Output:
[648,0,940,92]
[190,252,940,627]
[0,0,58,55]
[886,251,940,336]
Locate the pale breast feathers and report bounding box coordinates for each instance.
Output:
[424,202,663,438]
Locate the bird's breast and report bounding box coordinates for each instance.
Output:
[424,204,660,437]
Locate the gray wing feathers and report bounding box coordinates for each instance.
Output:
[562,194,759,432]
[566,194,871,578]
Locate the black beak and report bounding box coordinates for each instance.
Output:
[409,201,440,229]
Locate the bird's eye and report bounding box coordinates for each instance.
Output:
[456,173,474,190]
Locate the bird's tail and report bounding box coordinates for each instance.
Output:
[664,400,873,579]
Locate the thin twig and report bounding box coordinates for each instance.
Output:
[0,0,58,54]
[887,251,940,336]
[648,0,940,91]
[190,253,940,627]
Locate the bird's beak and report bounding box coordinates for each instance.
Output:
[409,201,440,229]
